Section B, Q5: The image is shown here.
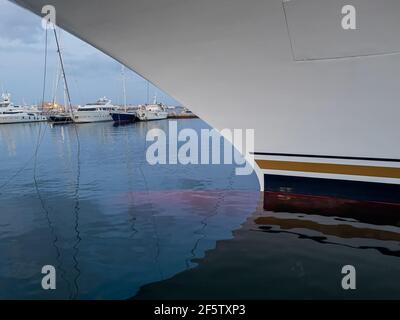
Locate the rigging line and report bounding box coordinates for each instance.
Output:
[138,162,164,280]
[185,189,225,269]
[53,28,73,115]
[66,64,84,108]
[123,126,138,238]
[0,157,34,193]
[185,166,235,269]
[0,124,49,192]
[51,60,62,106]
[32,24,73,297]
[137,131,164,280]
[71,147,81,300]
[147,80,150,104]
[33,176,72,296]
[33,23,48,180]
[53,27,82,299]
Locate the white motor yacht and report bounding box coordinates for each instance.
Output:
[0,93,47,124]
[73,97,116,123]
[136,98,168,121]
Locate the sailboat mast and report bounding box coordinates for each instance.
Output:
[146,80,150,105]
[122,66,127,111]
[53,28,73,118]
[52,59,61,108]
[63,80,68,113]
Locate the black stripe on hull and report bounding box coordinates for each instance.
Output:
[253,152,400,163]
[111,112,137,123]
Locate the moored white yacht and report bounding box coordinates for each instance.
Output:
[0,93,47,124]
[73,97,116,123]
[136,97,168,121]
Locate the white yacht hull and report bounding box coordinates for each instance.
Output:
[136,111,168,121]
[0,114,47,124]
[13,0,400,202]
[73,111,113,123]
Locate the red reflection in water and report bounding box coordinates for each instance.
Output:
[264,191,400,226]
[115,190,261,215]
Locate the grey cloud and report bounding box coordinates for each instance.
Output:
[0,0,42,45]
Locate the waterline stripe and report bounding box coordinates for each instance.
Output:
[255,160,400,179]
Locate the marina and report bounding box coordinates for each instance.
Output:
[1,0,400,305]
[0,92,198,126]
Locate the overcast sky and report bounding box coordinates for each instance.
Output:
[0,0,179,106]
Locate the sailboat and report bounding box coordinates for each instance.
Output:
[48,113,72,124]
[48,30,73,124]
[111,66,138,124]
[47,81,74,124]
[110,108,138,124]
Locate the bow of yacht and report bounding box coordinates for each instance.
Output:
[11,0,400,204]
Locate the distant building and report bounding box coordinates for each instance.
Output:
[41,102,67,113]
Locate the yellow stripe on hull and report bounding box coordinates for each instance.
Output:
[255,160,400,179]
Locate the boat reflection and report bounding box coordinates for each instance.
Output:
[259,192,400,259]
[134,191,400,299]
[263,191,400,227]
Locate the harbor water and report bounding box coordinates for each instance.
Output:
[1,119,400,299]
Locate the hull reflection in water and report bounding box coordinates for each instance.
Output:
[135,192,400,299]
[263,191,400,227]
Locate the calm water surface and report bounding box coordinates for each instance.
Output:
[1,119,400,299]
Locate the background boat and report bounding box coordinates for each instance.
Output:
[136,97,168,121]
[73,97,116,123]
[0,93,47,124]
[111,110,137,124]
